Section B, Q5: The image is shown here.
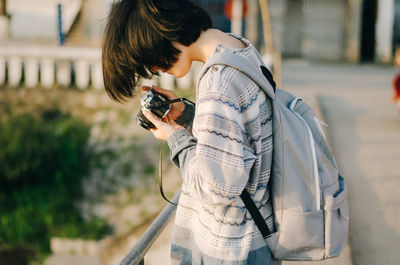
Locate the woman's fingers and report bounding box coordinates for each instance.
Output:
[143,110,163,128]
[143,110,183,141]
[140,86,184,121]
[151,85,167,92]
[141,85,152,92]
[141,85,177,99]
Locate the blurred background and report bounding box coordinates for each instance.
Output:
[0,0,399,265]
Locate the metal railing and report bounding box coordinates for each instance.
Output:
[119,191,180,265]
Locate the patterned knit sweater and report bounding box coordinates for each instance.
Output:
[167,35,277,265]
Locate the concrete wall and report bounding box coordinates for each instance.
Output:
[8,0,82,40]
[268,0,287,53]
[68,0,110,45]
[302,0,347,61]
[283,0,303,57]
[269,0,398,63]
[346,0,363,63]
[268,0,348,61]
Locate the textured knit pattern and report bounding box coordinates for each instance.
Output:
[167,35,278,265]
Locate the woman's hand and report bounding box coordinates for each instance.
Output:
[143,110,184,141]
[141,85,185,121]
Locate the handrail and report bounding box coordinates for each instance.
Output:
[119,191,180,265]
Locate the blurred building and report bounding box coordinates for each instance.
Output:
[190,0,399,64]
[0,0,398,62]
[255,0,398,64]
[0,0,110,46]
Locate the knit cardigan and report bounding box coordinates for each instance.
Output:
[167,35,278,265]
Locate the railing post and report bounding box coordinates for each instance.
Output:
[91,61,104,90]
[176,73,192,90]
[9,56,21,87]
[40,58,55,88]
[56,60,71,87]
[75,59,89,89]
[25,57,39,88]
[159,72,174,91]
[141,78,156,87]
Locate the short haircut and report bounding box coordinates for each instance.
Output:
[102,0,212,102]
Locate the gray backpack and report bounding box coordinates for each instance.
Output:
[203,53,349,261]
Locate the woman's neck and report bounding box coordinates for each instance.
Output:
[189,28,246,63]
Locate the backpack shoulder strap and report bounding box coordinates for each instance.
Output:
[199,52,276,100]
[240,189,272,238]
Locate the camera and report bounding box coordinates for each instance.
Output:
[136,89,171,130]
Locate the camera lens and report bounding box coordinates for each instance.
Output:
[142,90,171,118]
[136,90,172,130]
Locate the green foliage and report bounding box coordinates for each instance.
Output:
[0,110,110,258]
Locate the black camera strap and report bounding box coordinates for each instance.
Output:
[156,97,195,206]
[158,142,177,206]
[147,98,195,109]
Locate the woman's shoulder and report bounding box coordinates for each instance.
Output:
[198,59,259,100]
[198,42,265,94]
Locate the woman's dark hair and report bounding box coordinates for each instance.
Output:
[102,0,212,102]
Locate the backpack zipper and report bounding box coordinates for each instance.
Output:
[289,98,321,211]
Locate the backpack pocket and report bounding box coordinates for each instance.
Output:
[266,209,325,260]
[324,174,349,257]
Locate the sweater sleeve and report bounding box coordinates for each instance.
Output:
[167,67,257,206]
[175,101,195,129]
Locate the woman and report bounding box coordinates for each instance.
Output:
[102,0,278,264]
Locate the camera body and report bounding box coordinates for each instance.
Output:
[136,89,171,130]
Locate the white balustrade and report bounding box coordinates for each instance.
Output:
[9,57,22,87]
[41,58,55,88]
[75,59,89,89]
[159,73,174,91]
[0,44,103,89]
[25,57,39,88]
[91,61,104,90]
[176,73,192,90]
[57,60,71,87]
[141,78,156,88]
[0,43,201,91]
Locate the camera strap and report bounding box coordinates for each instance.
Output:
[156,98,195,206]
[147,98,195,109]
[159,142,178,206]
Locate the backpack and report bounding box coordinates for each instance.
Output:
[202,53,349,261]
